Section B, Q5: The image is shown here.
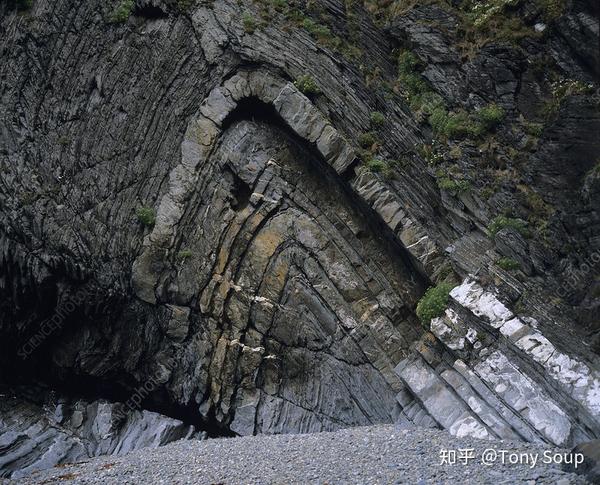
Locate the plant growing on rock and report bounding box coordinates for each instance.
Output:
[416,282,453,326]
[497,257,520,271]
[361,157,403,178]
[294,74,320,96]
[429,107,482,139]
[537,0,567,21]
[544,79,595,118]
[488,215,530,238]
[302,17,332,40]
[522,120,544,137]
[477,103,505,130]
[110,0,134,23]
[176,0,195,12]
[370,111,386,127]
[436,176,471,195]
[396,50,430,108]
[363,156,387,174]
[242,12,258,33]
[177,249,193,260]
[358,132,378,150]
[136,206,156,227]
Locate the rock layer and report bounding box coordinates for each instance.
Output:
[0,391,200,479]
[1,0,599,478]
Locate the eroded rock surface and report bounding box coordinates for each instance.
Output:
[1,0,599,479]
[0,391,200,479]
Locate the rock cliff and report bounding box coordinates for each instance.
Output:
[0,0,599,478]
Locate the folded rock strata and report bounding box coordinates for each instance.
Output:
[0,0,599,478]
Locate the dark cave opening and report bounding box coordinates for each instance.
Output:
[0,93,429,450]
[133,4,169,19]
[0,281,234,439]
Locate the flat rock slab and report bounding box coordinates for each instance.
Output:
[13,426,589,484]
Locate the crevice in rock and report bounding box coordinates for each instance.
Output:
[225,165,252,212]
[133,4,168,19]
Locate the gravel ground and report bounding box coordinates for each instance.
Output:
[9,425,589,484]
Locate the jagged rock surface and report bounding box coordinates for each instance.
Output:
[0,0,599,478]
[0,391,200,479]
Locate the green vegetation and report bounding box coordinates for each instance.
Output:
[430,108,482,138]
[416,282,453,326]
[110,0,134,23]
[488,215,530,238]
[396,50,432,111]
[420,142,444,165]
[358,132,378,149]
[436,175,471,195]
[302,17,332,39]
[177,249,193,260]
[544,79,595,118]
[363,156,387,173]
[136,206,156,227]
[522,120,544,137]
[395,50,504,139]
[175,0,195,11]
[497,257,521,271]
[242,12,258,33]
[429,103,505,139]
[294,74,320,96]
[524,190,552,217]
[370,111,386,127]
[477,103,505,130]
[251,0,361,60]
[362,156,404,178]
[536,0,567,21]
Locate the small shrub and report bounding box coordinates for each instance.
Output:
[358,132,378,149]
[536,0,566,21]
[430,108,481,139]
[397,50,422,74]
[242,12,257,33]
[544,79,595,118]
[302,18,331,40]
[362,157,404,178]
[294,74,320,96]
[396,50,431,107]
[488,215,530,238]
[176,0,195,11]
[136,206,156,227]
[418,91,445,115]
[477,103,505,130]
[269,0,288,11]
[363,157,387,173]
[110,0,134,23]
[416,282,453,325]
[437,177,471,195]
[177,249,193,260]
[370,111,385,127]
[522,121,544,137]
[446,111,482,138]
[497,257,520,271]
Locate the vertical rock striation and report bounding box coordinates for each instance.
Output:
[1,0,599,477]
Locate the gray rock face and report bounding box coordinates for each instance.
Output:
[0,0,599,479]
[0,392,200,479]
